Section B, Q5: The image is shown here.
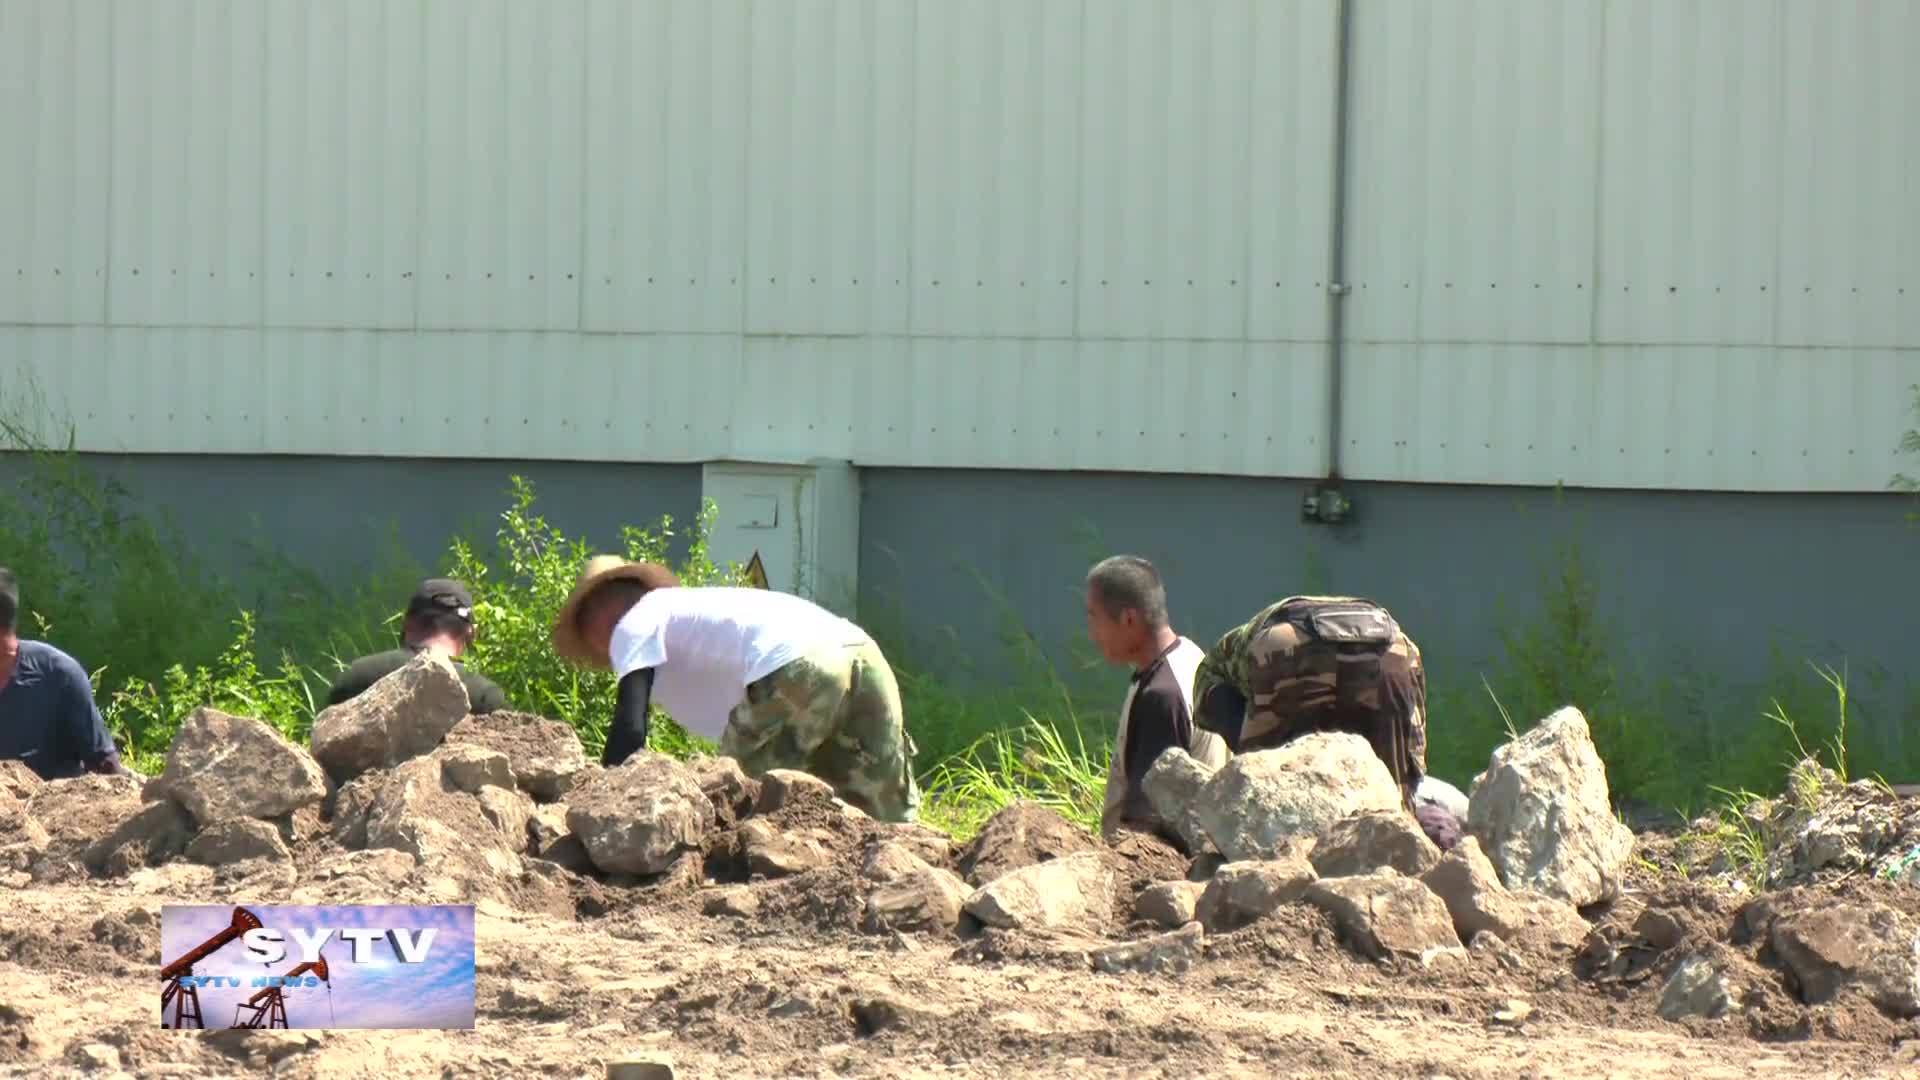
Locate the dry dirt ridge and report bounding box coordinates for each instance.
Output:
[0,658,1916,1079]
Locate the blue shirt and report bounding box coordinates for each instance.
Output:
[0,640,122,780]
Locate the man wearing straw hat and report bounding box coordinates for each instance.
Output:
[551,555,921,822]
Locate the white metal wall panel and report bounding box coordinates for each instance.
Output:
[1077,0,1254,341]
[6,0,1917,492]
[106,0,268,328]
[0,0,110,326]
[1775,0,1920,350]
[1597,0,1784,346]
[262,0,424,330]
[416,0,585,331]
[744,0,915,336]
[908,0,1081,338]
[1246,0,1339,343]
[580,0,750,335]
[1344,0,1601,345]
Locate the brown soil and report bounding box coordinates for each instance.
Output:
[6,795,1919,1077]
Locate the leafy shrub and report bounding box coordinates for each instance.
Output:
[96,612,321,774]
[444,475,754,761]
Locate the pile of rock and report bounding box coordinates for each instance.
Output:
[1100,705,1637,972]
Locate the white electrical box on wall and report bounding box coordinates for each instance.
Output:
[698,459,861,617]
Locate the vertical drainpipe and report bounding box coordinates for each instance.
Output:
[1307,0,1357,525]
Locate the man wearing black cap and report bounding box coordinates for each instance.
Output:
[0,566,130,779]
[325,578,510,713]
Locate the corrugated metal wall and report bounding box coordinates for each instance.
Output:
[3,0,1915,491]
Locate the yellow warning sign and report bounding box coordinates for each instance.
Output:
[743,551,770,589]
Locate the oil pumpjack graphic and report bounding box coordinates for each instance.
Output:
[159,907,262,1029]
[233,955,333,1029]
[159,906,337,1029]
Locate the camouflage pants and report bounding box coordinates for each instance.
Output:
[720,636,921,823]
[1243,607,1429,804]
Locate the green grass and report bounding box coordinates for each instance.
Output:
[3,379,1918,841]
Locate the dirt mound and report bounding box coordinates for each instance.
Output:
[3,702,1917,1076]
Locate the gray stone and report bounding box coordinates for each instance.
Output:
[864,866,969,933]
[1195,852,1319,933]
[1658,954,1738,1020]
[957,801,1101,887]
[24,772,146,876]
[439,744,516,795]
[1142,748,1219,855]
[1419,836,1590,950]
[84,800,195,876]
[442,711,589,801]
[186,818,292,866]
[1091,922,1204,975]
[606,1059,676,1080]
[1135,881,1207,929]
[1770,903,1920,1016]
[565,752,714,876]
[364,748,535,880]
[754,768,836,814]
[528,804,571,854]
[704,886,761,919]
[1311,809,1443,878]
[1193,733,1405,862]
[689,754,758,819]
[863,839,934,884]
[1467,706,1635,907]
[326,771,384,850]
[1305,869,1464,961]
[149,708,328,825]
[963,850,1116,932]
[742,819,833,878]
[310,652,471,784]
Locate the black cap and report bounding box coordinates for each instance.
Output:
[406,578,474,621]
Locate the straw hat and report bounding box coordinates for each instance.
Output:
[550,554,679,666]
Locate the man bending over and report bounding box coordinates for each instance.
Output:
[550,556,920,823]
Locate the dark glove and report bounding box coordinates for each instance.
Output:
[603,668,655,767]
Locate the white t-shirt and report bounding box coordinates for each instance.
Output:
[607,587,864,740]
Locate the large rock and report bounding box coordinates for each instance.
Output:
[963,850,1116,932]
[742,819,835,878]
[186,818,293,866]
[754,769,835,814]
[1195,852,1319,933]
[1135,881,1207,930]
[1770,904,1920,1016]
[957,801,1100,887]
[363,747,535,878]
[1091,923,1205,975]
[83,800,195,877]
[1467,706,1634,907]
[326,772,385,850]
[1311,810,1442,879]
[1304,869,1463,961]
[863,866,969,933]
[690,755,759,821]
[565,752,714,877]
[1418,835,1591,950]
[1193,734,1405,863]
[862,839,935,884]
[310,652,470,784]
[442,711,588,801]
[1142,748,1219,855]
[1659,953,1738,1020]
[149,708,328,825]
